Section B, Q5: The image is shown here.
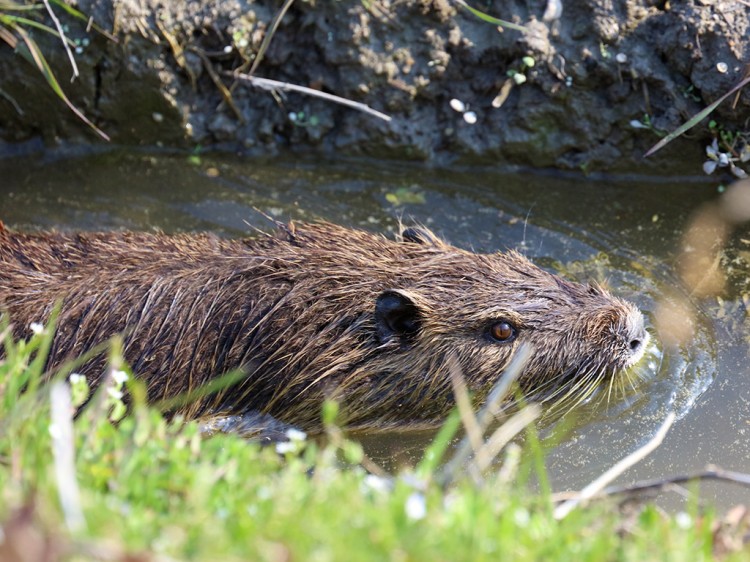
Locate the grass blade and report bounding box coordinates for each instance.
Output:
[0,1,45,11]
[43,0,79,81]
[232,72,392,122]
[453,0,528,32]
[47,0,118,42]
[12,22,110,140]
[553,412,676,519]
[1,14,75,46]
[416,409,461,479]
[0,21,18,47]
[644,75,750,158]
[248,0,295,76]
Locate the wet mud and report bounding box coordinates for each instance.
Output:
[0,0,748,173]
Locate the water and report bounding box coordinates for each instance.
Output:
[1,149,747,510]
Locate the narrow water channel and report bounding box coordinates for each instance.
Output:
[2,149,746,510]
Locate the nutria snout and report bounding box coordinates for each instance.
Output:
[0,221,649,432]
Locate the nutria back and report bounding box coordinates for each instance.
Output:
[0,222,649,432]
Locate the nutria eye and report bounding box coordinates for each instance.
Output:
[489,321,516,342]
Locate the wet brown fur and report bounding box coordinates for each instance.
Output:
[0,222,648,432]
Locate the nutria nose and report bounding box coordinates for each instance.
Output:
[625,312,650,359]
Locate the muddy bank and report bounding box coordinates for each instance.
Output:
[0,0,748,173]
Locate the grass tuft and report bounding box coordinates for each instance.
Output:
[0,324,745,560]
[0,0,110,140]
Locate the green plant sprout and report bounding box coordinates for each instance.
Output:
[629,113,666,137]
[288,110,320,127]
[507,55,536,85]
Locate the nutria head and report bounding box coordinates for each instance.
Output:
[318,225,649,429]
[0,222,649,433]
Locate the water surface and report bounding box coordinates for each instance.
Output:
[2,149,747,510]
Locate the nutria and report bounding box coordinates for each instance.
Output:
[0,221,649,433]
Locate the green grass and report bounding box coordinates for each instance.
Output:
[0,325,743,561]
[0,0,110,140]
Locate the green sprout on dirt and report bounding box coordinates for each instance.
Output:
[629,113,666,137]
[709,120,750,151]
[507,55,536,86]
[682,84,703,103]
[187,144,204,166]
[492,56,536,109]
[288,110,320,127]
[0,0,110,140]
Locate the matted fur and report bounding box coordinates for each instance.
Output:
[0,222,648,432]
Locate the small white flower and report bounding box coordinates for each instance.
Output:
[68,373,86,385]
[48,423,61,439]
[107,387,124,400]
[463,111,477,124]
[615,53,628,64]
[405,492,426,520]
[275,441,299,455]
[675,511,692,529]
[703,160,718,175]
[703,138,748,177]
[706,138,719,158]
[285,428,307,442]
[29,322,44,334]
[731,163,748,179]
[111,370,129,385]
[514,507,531,527]
[363,474,391,494]
[449,98,466,113]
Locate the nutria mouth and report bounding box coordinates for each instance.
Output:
[0,221,649,433]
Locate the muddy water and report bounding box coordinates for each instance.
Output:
[1,149,747,510]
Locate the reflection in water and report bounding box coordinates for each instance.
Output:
[1,149,745,509]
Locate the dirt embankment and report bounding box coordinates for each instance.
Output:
[0,0,748,173]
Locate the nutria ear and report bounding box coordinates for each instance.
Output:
[375,290,421,343]
[400,226,442,246]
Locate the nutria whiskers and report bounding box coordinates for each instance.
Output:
[0,221,649,433]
